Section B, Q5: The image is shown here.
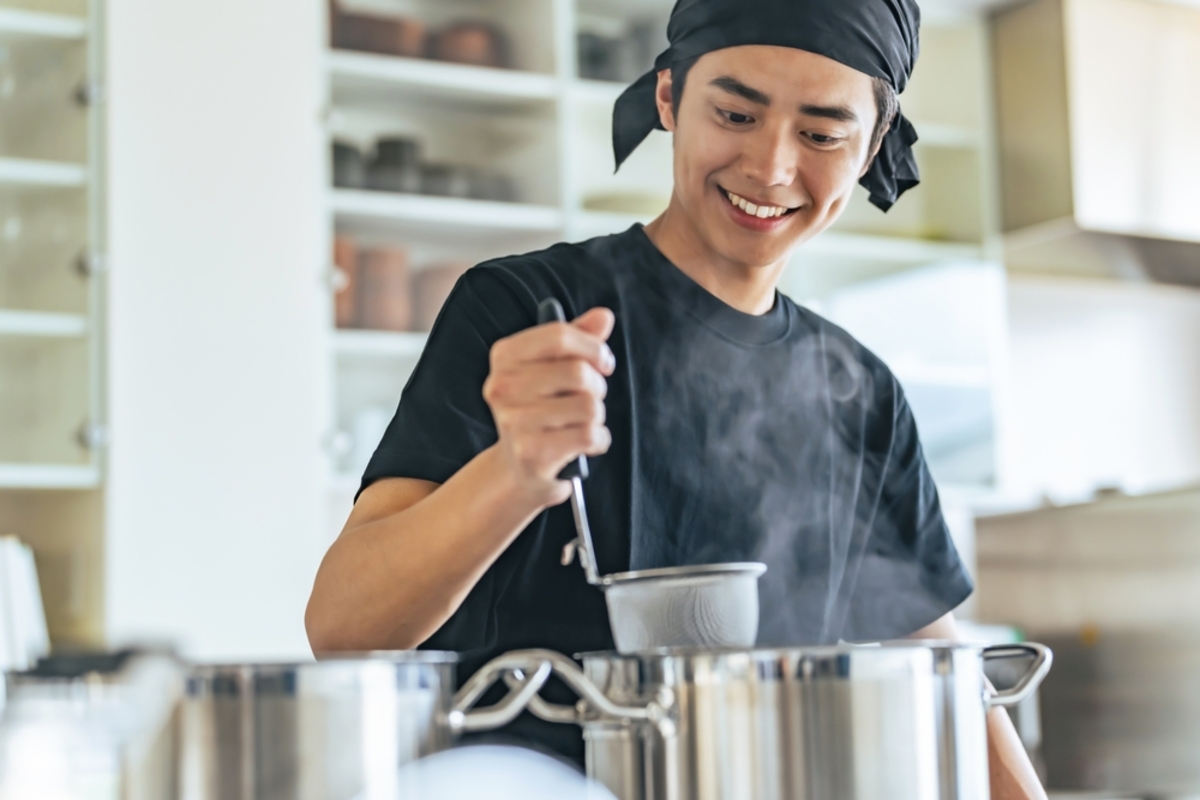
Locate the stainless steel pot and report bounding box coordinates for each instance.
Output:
[468,642,1051,800]
[180,651,552,800]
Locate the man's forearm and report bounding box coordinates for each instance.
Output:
[908,614,1047,800]
[987,706,1048,800]
[305,445,548,652]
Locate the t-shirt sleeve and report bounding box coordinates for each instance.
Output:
[840,382,975,642]
[358,265,535,494]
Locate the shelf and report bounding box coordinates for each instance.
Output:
[805,231,984,262]
[0,158,87,188]
[568,78,627,106]
[0,310,87,338]
[0,8,87,41]
[328,50,557,110]
[913,122,981,149]
[334,329,428,358]
[332,189,563,238]
[0,463,99,490]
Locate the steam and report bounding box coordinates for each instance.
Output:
[631,305,938,646]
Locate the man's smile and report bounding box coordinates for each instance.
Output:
[718,185,801,231]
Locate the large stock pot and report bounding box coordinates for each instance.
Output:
[180,651,552,800]
[470,642,1052,800]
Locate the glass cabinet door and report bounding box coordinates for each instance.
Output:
[0,0,101,487]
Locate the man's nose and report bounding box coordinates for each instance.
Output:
[740,123,799,188]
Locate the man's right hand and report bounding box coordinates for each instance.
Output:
[483,306,616,507]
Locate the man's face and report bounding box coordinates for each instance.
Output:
[656,45,880,270]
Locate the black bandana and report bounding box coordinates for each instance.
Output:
[613,0,921,211]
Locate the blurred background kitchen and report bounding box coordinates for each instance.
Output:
[0,0,1197,795]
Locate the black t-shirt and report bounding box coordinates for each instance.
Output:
[361,224,973,761]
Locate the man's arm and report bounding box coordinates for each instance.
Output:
[909,613,1048,800]
[305,308,616,653]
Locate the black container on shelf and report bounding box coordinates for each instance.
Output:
[577,22,660,84]
[374,136,421,168]
[420,163,474,199]
[332,141,367,189]
[367,136,423,193]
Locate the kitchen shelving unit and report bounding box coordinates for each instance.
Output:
[321,0,1008,534]
[0,0,103,493]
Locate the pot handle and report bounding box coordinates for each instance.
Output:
[503,650,671,725]
[448,653,554,734]
[459,648,670,728]
[983,642,1053,708]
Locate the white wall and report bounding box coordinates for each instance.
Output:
[105,0,327,660]
[1003,276,1200,503]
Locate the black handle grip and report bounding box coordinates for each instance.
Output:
[537,298,589,481]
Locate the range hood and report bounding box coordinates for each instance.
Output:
[990,0,1200,285]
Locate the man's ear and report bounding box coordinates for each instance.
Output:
[655,69,676,133]
[859,140,883,179]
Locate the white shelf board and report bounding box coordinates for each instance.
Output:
[0,310,87,338]
[914,122,981,149]
[806,231,984,262]
[328,50,557,110]
[0,463,99,490]
[0,8,87,41]
[332,189,563,237]
[334,329,428,358]
[568,78,627,106]
[0,157,87,188]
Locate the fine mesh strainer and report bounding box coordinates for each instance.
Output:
[538,299,767,655]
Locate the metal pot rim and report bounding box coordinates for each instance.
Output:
[188,650,458,673]
[599,561,767,586]
[574,640,985,660]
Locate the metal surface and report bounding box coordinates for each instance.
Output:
[468,642,1052,800]
[0,650,184,800]
[569,475,602,585]
[179,651,538,800]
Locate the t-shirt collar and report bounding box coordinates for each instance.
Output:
[630,224,791,346]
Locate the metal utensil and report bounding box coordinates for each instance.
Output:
[537,298,601,585]
[535,298,767,653]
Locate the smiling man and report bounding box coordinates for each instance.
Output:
[306,0,1045,796]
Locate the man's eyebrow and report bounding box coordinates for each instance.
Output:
[709,76,771,106]
[799,103,859,123]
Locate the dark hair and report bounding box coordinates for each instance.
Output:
[670,57,899,155]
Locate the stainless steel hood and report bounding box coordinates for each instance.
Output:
[990,0,1200,285]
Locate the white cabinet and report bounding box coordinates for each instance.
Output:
[1003,277,1200,503]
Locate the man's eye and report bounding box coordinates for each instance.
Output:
[806,133,841,145]
[720,109,754,125]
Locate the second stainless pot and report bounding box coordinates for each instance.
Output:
[469,641,1051,800]
[181,651,551,800]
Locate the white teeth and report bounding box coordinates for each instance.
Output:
[726,191,788,219]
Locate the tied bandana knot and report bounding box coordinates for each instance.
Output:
[611,0,922,212]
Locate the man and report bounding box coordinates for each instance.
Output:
[307,0,1046,796]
